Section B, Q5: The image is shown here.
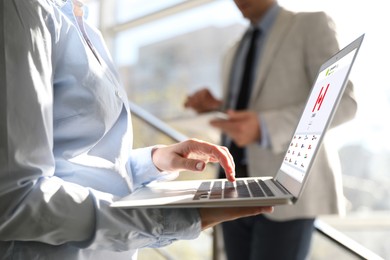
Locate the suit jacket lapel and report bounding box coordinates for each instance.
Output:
[222,41,240,110]
[249,9,295,105]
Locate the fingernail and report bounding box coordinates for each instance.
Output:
[231,171,236,181]
[196,162,204,171]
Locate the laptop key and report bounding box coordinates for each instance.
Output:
[236,180,250,198]
[209,181,223,199]
[193,181,211,200]
[258,180,275,197]
[247,179,265,197]
[223,181,237,198]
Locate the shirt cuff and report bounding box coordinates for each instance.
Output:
[127,146,179,190]
[157,208,201,246]
[259,114,271,148]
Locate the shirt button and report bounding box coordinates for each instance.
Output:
[115,89,122,98]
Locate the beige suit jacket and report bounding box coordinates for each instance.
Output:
[221,8,357,220]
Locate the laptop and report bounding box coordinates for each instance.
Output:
[111,34,364,208]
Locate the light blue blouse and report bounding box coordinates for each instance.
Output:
[0,0,200,258]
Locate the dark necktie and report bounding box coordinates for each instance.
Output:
[228,28,260,176]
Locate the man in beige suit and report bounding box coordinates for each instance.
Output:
[185,0,357,259]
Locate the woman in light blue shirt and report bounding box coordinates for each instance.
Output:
[0,0,273,259]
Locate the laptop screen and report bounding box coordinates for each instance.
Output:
[276,35,363,199]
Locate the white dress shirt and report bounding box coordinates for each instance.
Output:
[0,0,200,258]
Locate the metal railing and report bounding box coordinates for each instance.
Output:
[314,220,383,260]
[129,101,384,260]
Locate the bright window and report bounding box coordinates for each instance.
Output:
[115,0,188,23]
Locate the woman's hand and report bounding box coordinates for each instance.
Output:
[199,206,274,230]
[152,139,274,229]
[152,139,236,182]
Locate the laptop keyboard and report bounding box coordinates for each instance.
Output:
[193,179,278,200]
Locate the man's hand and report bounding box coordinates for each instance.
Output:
[210,110,261,147]
[184,88,222,113]
[199,206,274,230]
[152,139,236,182]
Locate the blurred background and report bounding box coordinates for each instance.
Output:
[85,0,390,259]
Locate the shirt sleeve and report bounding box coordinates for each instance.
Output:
[128,146,179,190]
[0,0,200,250]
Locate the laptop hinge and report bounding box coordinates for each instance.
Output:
[272,179,290,195]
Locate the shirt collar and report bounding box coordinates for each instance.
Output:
[251,3,280,34]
